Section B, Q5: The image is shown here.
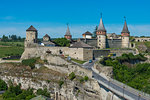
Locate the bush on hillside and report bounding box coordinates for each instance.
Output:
[69,72,76,81]
[22,58,37,69]
[2,84,36,100]
[36,88,50,98]
[58,80,64,88]
[0,79,8,91]
[84,76,89,81]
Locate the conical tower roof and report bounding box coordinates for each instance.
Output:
[97,18,106,32]
[122,20,130,33]
[65,25,71,36]
[26,25,37,31]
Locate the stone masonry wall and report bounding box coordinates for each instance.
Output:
[40,53,93,78]
[110,49,136,57]
[21,47,87,61]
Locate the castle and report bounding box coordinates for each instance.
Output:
[22,15,134,61]
[24,15,130,49]
[79,16,130,49]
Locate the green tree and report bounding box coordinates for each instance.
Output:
[58,80,64,88]
[93,26,98,38]
[36,88,50,98]
[1,35,8,42]
[54,38,70,47]
[0,79,8,91]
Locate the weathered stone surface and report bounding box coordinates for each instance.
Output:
[0,62,121,100]
[94,63,113,78]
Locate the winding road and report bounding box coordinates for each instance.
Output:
[82,60,150,100]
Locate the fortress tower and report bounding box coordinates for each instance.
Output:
[64,24,72,40]
[96,15,107,49]
[121,18,130,48]
[25,25,38,47]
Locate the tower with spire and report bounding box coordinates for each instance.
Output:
[25,25,38,47]
[121,17,130,48]
[96,13,107,49]
[64,24,72,40]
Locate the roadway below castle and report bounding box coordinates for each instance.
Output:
[82,60,148,100]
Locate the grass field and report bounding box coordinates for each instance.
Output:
[0,42,24,47]
[0,95,3,100]
[144,41,150,48]
[71,58,86,64]
[0,42,24,58]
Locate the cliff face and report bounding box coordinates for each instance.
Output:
[0,55,121,100]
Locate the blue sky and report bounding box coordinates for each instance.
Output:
[0,0,150,38]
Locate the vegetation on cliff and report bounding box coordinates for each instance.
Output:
[0,79,7,91]
[22,58,37,69]
[2,83,51,100]
[100,53,150,94]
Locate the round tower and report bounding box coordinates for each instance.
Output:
[25,25,38,47]
[64,24,72,40]
[96,15,107,49]
[121,18,130,48]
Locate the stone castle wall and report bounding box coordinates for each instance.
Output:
[78,38,97,47]
[110,49,136,57]
[135,37,150,42]
[93,50,110,58]
[21,47,93,61]
[79,38,129,49]
[107,39,122,48]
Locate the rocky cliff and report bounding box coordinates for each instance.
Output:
[0,54,121,100]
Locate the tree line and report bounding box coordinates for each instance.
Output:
[0,35,25,42]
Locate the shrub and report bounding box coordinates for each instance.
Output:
[54,38,70,47]
[80,78,84,83]
[69,72,76,81]
[22,58,37,69]
[36,88,50,98]
[84,76,89,81]
[47,80,50,83]
[58,80,64,88]
[0,79,8,91]
[44,59,48,63]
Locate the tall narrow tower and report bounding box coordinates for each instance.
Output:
[25,25,38,47]
[96,14,107,49]
[64,24,72,40]
[121,18,130,48]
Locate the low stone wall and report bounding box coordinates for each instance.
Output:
[93,50,110,58]
[110,49,136,57]
[135,37,150,42]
